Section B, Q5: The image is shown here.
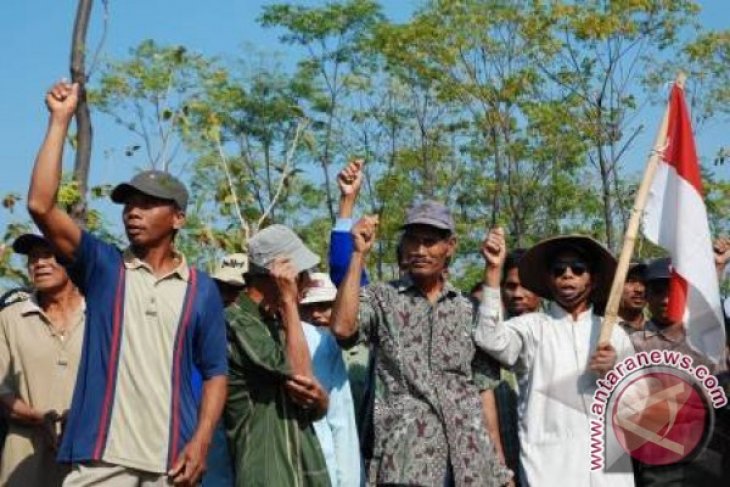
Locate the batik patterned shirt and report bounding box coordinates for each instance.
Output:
[353,277,508,487]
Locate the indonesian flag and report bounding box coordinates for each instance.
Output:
[642,83,726,363]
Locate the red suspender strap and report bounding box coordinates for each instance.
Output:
[168,267,198,468]
[93,264,126,459]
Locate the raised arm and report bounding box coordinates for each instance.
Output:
[329,159,369,287]
[330,215,378,342]
[337,159,363,220]
[474,228,534,369]
[27,81,82,261]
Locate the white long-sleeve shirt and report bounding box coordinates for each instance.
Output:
[475,287,635,487]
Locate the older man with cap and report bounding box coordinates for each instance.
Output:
[331,201,509,486]
[224,224,331,487]
[27,80,228,486]
[0,233,84,486]
[477,229,635,487]
[299,273,362,486]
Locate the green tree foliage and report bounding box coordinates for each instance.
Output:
[90,39,213,171]
[260,0,384,222]
[3,1,728,293]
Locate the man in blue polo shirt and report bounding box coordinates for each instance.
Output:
[28,80,227,486]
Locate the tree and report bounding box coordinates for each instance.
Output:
[373,0,590,250]
[89,41,318,262]
[90,40,215,171]
[69,0,95,222]
[259,0,384,222]
[530,0,700,249]
[185,63,314,250]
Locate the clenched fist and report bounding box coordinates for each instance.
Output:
[481,227,507,269]
[337,159,364,198]
[45,81,79,123]
[482,227,507,287]
[352,215,378,255]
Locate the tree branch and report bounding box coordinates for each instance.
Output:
[215,138,251,241]
[256,118,309,230]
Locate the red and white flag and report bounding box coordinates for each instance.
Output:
[642,83,726,363]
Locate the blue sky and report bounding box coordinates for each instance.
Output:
[0,0,727,234]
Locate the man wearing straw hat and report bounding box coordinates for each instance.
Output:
[477,229,635,487]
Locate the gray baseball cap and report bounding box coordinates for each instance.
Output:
[402,200,455,233]
[247,224,320,274]
[111,170,189,210]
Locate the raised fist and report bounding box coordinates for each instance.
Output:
[352,215,378,254]
[481,227,507,270]
[45,81,79,122]
[337,159,364,198]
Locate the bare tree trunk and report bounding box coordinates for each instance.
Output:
[70,0,94,224]
[488,126,502,228]
[597,149,615,250]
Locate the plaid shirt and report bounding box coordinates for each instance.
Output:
[354,277,508,486]
[224,296,330,487]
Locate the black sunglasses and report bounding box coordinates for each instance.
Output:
[550,260,589,277]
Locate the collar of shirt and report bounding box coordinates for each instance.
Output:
[547,301,594,322]
[238,294,262,317]
[122,248,189,281]
[642,319,685,343]
[19,293,86,335]
[236,294,279,326]
[396,274,460,301]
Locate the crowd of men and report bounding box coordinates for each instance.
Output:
[0,80,728,487]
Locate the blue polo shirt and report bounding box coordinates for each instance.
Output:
[58,231,227,472]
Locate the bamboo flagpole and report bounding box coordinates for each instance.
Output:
[598,71,686,345]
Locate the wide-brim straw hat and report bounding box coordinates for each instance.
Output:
[518,235,617,308]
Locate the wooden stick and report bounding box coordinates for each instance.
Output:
[598,72,686,345]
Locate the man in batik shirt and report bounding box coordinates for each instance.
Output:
[331,201,510,486]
